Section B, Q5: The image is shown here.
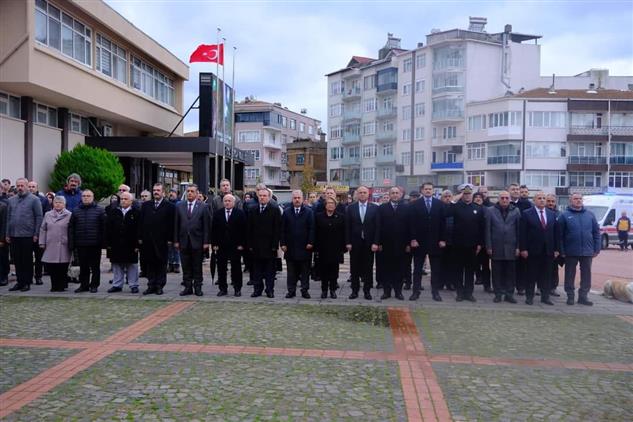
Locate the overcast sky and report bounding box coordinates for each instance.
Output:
[105,0,633,133]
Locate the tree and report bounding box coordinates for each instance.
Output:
[300,165,315,195]
[50,144,125,200]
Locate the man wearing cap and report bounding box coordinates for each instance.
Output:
[444,184,485,302]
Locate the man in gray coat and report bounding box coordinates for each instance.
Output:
[485,190,521,303]
[6,178,43,291]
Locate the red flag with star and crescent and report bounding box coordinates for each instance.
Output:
[189,44,224,65]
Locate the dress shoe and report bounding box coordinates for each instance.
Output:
[251,291,262,298]
[432,292,443,302]
[234,290,241,297]
[156,288,163,295]
[455,293,463,302]
[266,291,274,299]
[179,288,193,296]
[9,284,22,291]
[550,289,561,297]
[142,288,156,295]
[194,286,203,296]
[217,290,227,297]
[321,291,328,299]
[516,289,525,296]
[577,297,593,306]
[285,292,296,299]
[465,295,476,302]
[493,295,502,303]
[173,265,180,274]
[89,287,98,293]
[35,278,43,285]
[380,293,391,300]
[409,291,420,301]
[535,291,540,296]
[74,286,89,293]
[525,297,534,305]
[20,285,31,292]
[301,291,311,299]
[364,292,372,300]
[330,291,337,299]
[541,298,554,305]
[403,283,411,291]
[484,286,494,294]
[504,295,517,304]
[349,292,358,300]
[107,286,122,293]
[130,287,139,294]
[395,292,405,300]
[566,296,574,305]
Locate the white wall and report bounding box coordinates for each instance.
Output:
[68,133,84,151]
[32,124,61,190]
[0,115,25,182]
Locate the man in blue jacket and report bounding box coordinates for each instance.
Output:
[558,193,600,306]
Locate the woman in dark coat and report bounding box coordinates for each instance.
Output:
[314,197,346,299]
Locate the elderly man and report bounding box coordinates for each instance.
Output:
[69,189,106,293]
[27,180,50,285]
[175,184,211,297]
[485,191,521,303]
[558,193,600,306]
[281,190,315,299]
[211,179,243,212]
[56,173,83,211]
[106,192,140,294]
[6,178,43,292]
[212,194,246,296]
[376,186,408,300]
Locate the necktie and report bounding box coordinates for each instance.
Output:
[392,202,397,211]
[426,198,431,212]
[539,209,546,229]
[154,201,159,209]
[226,209,231,222]
[360,203,366,223]
[260,205,265,214]
[295,208,300,215]
[187,202,193,217]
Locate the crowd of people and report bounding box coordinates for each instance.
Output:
[0,173,620,307]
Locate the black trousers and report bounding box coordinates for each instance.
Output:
[180,245,204,288]
[217,249,242,292]
[375,250,386,286]
[526,254,553,299]
[0,244,10,281]
[403,252,413,287]
[476,250,491,289]
[350,241,374,293]
[491,259,516,296]
[516,257,527,292]
[318,258,340,292]
[452,245,478,296]
[32,241,44,279]
[550,260,560,290]
[564,256,592,298]
[413,250,442,293]
[286,259,310,293]
[46,262,69,291]
[77,246,101,289]
[378,251,406,295]
[145,253,167,289]
[440,246,455,289]
[10,237,34,287]
[618,231,629,250]
[252,256,275,294]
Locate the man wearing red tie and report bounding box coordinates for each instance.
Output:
[519,191,559,305]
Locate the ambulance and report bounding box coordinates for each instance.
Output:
[582,194,633,249]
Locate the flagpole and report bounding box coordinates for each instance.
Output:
[230,45,236,185]
[221,36,227,181]
[213,27,221,191]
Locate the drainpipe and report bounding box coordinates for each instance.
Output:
[500,31,511,90]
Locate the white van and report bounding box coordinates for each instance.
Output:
[582,194,633,249]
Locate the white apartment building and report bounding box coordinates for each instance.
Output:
[326,17,633,193]
[235,99,322,189]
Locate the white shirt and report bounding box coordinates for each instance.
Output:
[121,206,131,217]
[536,207,547,225]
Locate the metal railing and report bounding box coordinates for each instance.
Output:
[487,156,521,165]
[567,156,607,165]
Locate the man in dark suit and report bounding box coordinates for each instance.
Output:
[509,183,530,296]
[212,194,246,297]
[174,184,211,297]
[520,191,559,305]
[376,186,408,300]
[247,187,281,298]
[408,182,446,302]
[281,190,315,299]
[345,185,379,300]
[139,183,175,295]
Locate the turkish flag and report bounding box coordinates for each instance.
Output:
[189,44,224,65]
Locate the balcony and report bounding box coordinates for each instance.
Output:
[342,178,360,187]
[342,88,362,101]
[611,126,633,136]
[341,156,361,166]
[341,110,361,123]
[431,161,464,170]
[431,109,464,123]
[342,69,361,80]
[375,130,397,143]
[341,133,361,145]
[375,154,396,165]
[487,156,521,165]
[432,85,464,95]
[262,155,281,168]
[569,126,608,136]
[376,83,397,95]
[263,139,282,150]
[432,136,464,146]
[263,124,281,132]
[568,156,607,165]
[376,107,397,120]
[610,156,633,165]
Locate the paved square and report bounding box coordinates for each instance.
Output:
[0,347,77,394]
[3,351,406,422]
[414,308,633,363]
[137,302,394,352]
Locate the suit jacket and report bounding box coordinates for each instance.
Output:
[485,204,521,260]
[281,205,315,261]
[247,203,281,259]
[174,200,211,249]
[106,207,140,263]
[211,207,246,253]
[408,196,445,256]
[138,199,175,261]
[445,200,485,248]
[345,201,379,247]
[520,207,559,256]
[377,201,409,257]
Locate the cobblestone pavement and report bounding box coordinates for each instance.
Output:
[0,347,77,394]
[137,302,393,352]
[414,308,633,363]
[3,351,406,422]
[433,363,633,422]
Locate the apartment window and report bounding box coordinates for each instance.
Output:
[488,111,522,128]
[432,72,463,92]
[363,121,376,135]
[488,143,521,164]
[70,113,89,135]
[415,53,426,69]
[402,129,411,141]
[238,130,260,143]
[525,142,566,158]
[432,97,463,120]
[569,172,602,188]
[415,103,425,117]
[329,125,342,139]
[308,125,314,135]
[433,45,464,70]
[609,172,633,188]
[248,149,261,161]
[0,92,21,119]
[467,143,486,160]
[102,123,113,136]
[96,34,127,83]
[468,115,485,131]
[281,152,288,164]
[330,147,342,160]
[330,81,343,96]
[348,146,360,158]
[282,134,288,145]
[296,154,305,165]
[414,151,425,165]
[245,168,260,179]
[35,0,92,66]
[382,97,394,110]
[282,116,287,127]
[415,80,425,93]
[523,171,566,188]
[289,119,296,129]
[299,122,305,132]
[364,98,376,112]
[403,58,412,73]
[33,103,57,127]
[467,172,485,186]
[415,127,425,140]
[345,123,361,136]
[402,105,412,120]
[329,104,342,117]
[529,111,566,128]
[402,83,412,96]
[267,151,277,161]
[401,152,411,166]
[363,75,376,90]
[382,120,395,132]
[130,55,175,106]
[382,167,393,180]
[382,143,394,156]
[443,126,457,139]
[361,167,375,181]
[363,145,377,158]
